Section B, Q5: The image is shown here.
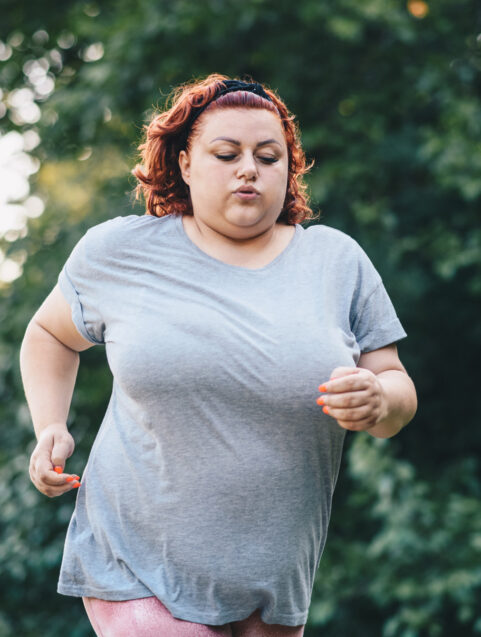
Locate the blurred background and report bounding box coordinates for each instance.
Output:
[1,1,480,635]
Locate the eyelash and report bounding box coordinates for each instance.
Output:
[215,154,278,164]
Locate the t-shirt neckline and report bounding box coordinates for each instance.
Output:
[174,213,302,274]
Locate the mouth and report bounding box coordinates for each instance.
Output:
[234,186,260,200]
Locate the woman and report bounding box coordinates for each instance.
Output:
[20,74,417,636]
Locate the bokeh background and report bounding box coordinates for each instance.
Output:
[1,1,480,635]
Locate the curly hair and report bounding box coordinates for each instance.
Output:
[132,73,316,225]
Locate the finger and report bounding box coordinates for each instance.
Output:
[330,367,359,380]
[323,403,373,422]
[32,450,64,485]
[32,443,79,482]
[51,438,74,471]
[317,390,370,409]
[35,457,78,487]
[318,368,359,392]
[39,481,81,498]
[335,417,377,432]
[29,450,79,496]
[319,373,368,395]
[37,466,81,492]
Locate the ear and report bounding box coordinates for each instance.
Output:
[178,150,190,186]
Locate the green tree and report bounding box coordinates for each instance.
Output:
[1,1,480,635]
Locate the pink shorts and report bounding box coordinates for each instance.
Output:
[82,596,305,637]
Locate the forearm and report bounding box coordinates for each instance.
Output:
[367,369,417,439]
[20,321,80,440]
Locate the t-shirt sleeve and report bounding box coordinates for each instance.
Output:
[57,221,116,345]
[349,242,407,353]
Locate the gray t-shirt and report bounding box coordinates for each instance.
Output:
[56,212,406,626]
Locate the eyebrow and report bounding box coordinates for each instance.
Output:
[209,136,282,148]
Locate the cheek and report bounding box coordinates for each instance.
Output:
[192,162,227,193]
[266,167,289,200]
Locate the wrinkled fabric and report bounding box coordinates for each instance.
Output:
[57,213,406,626]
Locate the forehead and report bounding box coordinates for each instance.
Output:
[194,107,286,145]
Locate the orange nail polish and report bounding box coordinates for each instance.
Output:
[322,406,330,415]
[54,466,63,474]
[316,397,325,406]
[318,385,327,392]
[72,482,81,488]
[66,476,76,483]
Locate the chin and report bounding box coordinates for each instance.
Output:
[226,208,269,226]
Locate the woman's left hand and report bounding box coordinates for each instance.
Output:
[316,367,388,432]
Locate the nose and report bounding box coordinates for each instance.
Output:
[236,151,258,180]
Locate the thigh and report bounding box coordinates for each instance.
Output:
[82,596,233,637]
[231,609,305,637]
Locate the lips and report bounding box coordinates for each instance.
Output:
[234,186,260,194]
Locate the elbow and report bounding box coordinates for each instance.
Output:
[393,376,418,436]
[405,374,418,426]
[368,372,418,439]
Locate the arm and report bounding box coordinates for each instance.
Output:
[19,284,95,496]
[21,320,80,440]
[316,344,417,439]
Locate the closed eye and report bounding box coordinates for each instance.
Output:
[215,154,278,164]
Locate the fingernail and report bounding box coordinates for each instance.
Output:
[316,397,325,406]
[66,476,79,483]
[318,385,327,392]
[322,406,330,414]
[72,482,81,488]
[54,466,63,474]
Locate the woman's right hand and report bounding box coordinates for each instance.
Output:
[29,423,80,497]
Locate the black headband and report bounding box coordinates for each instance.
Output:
[180,80,273,148]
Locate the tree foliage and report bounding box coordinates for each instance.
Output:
[1,1,480,635]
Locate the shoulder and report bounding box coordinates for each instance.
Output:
[63,214,176,270]
[303,222,355,243]
[302,223,382,289]
[87,215,172,236]
[302,223,364,258]
[80,214,176,252]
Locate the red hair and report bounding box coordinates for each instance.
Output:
[132,73,316,224]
